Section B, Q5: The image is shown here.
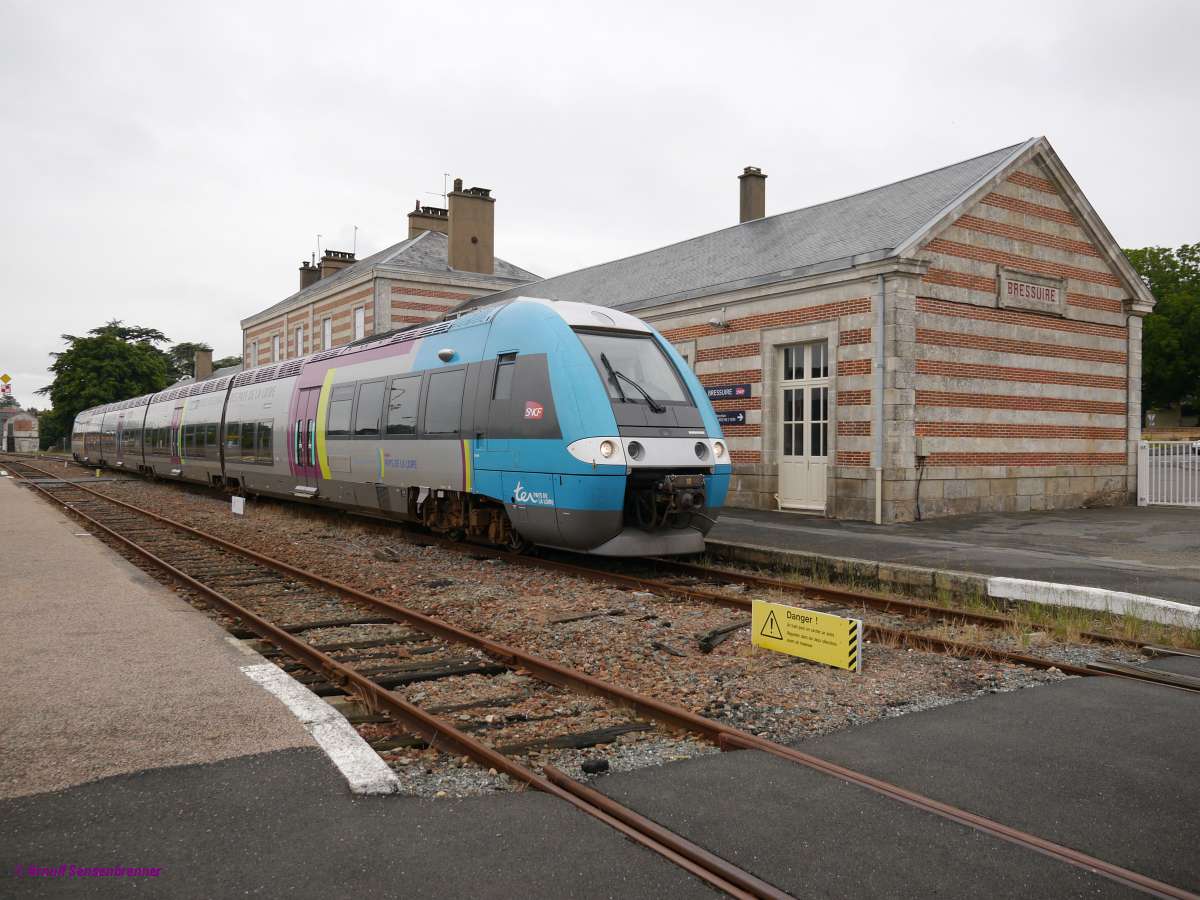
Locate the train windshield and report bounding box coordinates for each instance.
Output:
[575,330,692,407]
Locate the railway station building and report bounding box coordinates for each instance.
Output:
[460,137,1155,523]
[240,180,537,368]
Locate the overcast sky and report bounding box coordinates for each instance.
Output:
[2,0,1197,408]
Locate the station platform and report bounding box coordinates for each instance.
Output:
[0,474,316,800]
[707,504,1200,614]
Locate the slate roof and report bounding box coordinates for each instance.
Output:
[457,140,1033,314]
[242,231,539,327]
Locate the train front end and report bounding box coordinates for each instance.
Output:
[492,298,729,556]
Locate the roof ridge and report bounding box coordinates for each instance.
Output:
[511,140,1031,291]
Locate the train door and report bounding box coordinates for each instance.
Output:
[115,413,125,466]
[169,404,184,473]
[292,386,321,496]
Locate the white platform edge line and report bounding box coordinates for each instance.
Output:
[240,663,400,795]
[987,577,1200,630]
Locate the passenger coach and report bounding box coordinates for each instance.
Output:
[72,298,730,556]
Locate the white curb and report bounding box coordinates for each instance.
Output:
[240,663,400,795]
[987,577,1200,630]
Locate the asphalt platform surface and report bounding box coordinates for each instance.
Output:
[709,505,1200,605]
[4,667,1195,898]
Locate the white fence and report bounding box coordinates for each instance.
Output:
[1138,440,1200,507]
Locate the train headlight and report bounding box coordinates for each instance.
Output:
[713,441,727,459]
[599,440,616,459]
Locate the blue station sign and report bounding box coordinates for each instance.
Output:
[716,410,746,426]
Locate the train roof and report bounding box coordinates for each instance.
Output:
[76,298,649,419]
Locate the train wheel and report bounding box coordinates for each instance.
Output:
[504,529,533,554]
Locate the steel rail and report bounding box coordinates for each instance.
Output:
[3,462,778,900]
[8,457,1198,897]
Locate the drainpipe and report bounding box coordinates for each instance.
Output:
[873,275,886,525]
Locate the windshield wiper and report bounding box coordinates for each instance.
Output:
[600,353,628,403]
[600,352,667,412]
[616,371,666,413]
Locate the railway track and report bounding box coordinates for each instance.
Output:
[4,453,1198,898]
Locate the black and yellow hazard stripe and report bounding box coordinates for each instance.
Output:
[847,619,861,672]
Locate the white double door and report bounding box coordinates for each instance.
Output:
[778,341,829,510]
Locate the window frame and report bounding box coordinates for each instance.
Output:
[385,374,422,438]
[352,379,386,439]
[325,384,356,438]
[353,307,366,341]
[492,352,517,400]
[322,317,332,350]
[421,366,468,436]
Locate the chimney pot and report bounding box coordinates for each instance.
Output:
[319,249,356,280]
[407,203,449,238]
[738,165,767,223]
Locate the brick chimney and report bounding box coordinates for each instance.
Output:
[448,178,495,274]
[739,166,767,223]
[408,201,450,238]
[194,348,213,381]
[319,249,355,279]
[299,260,320,290]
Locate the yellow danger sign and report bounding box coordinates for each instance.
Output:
[751,599,862,673]
[0,374,9,384]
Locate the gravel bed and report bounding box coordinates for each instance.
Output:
[78,477,1115,798]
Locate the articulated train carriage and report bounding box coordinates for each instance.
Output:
[72,298,730,556]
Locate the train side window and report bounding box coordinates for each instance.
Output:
[493,353,516,400]
[385,375,420,436]
[326,385,355,437]
[424,369,466,435]
[225,422,240,452]
[257,421,273,463]
[241,422,258,462]
[354,380,385,437]
[206,423,218,448]
[183,424,196,452]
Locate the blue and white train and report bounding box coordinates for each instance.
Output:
[71,298,731,556]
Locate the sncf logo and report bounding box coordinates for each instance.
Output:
[524,401,545,420]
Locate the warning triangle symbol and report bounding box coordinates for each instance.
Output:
[760,610,784,641]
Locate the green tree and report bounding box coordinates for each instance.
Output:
[1125,244,1200,411]
[165,341,213,381]
[213,355,242,371]
[0,394,17,409]
[36,321,171,445]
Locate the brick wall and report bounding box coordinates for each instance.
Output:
[909,158,1134,518]
[646,281,877,511]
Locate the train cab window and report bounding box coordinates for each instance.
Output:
[423,369,467,435]
[493,353,516,400]
[386,375,420,436]
[257,421,273,463]
[354,380,385,437]
[241,422,258,462]
[326,385,355,437]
